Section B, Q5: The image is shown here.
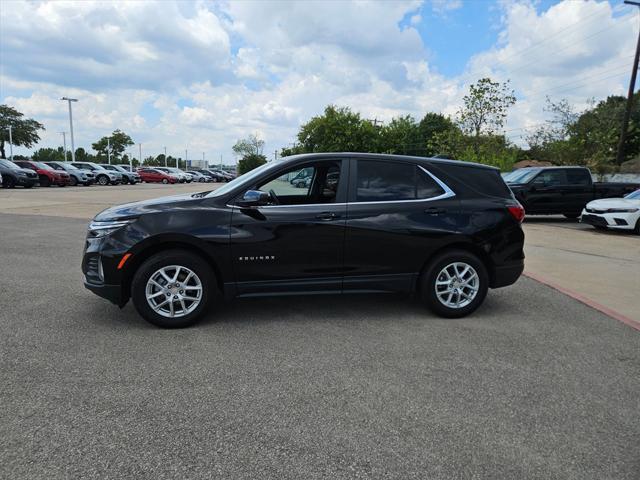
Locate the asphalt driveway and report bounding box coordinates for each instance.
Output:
[0,213,638,479]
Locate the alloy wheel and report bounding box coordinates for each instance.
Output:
[434,262,479,309]
[145,265,203,318]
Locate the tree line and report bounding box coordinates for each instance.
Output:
[4,76,640,174]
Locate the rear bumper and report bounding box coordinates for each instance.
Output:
[491,260,524,288]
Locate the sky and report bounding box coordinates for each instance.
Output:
[0,0,637,164]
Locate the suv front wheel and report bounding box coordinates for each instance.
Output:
[131,250,215,328]
[421,250,489,318]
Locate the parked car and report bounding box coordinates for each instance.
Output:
[82,153,525,328]
[581,189,640,234]
[71,162,121,185]
[116,164,135,172]
[185,171,211,183]
[13,160,70,187]
[212,169,234,181]
[45,161,94,186]
[0,159,39,188]
[137,167,178,184]
[99,164,141,184]
[201,169,228,182]
[504,166,640,218]
[156,167,192,183]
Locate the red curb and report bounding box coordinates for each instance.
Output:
[523,271,640,332]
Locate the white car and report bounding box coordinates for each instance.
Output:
[581,189,640,234]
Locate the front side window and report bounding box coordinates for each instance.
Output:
[356,160,444,202]
[254,161,342,206]
[534,170,567,186]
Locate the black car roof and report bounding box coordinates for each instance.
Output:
[281,152,498,171]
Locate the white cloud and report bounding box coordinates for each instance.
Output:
[0,0,635,158]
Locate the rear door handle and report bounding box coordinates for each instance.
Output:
[424,207,445,215]
[316,212,339,220]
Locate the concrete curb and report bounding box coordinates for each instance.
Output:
[524,272,640,332]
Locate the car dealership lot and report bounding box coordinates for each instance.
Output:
[1,185,639,478]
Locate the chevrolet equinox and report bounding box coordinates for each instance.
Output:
[83,153,525,328]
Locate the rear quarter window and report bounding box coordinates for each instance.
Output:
[434,163,513,199]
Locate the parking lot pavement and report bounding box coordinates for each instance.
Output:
[0,182,217,219]
[523,217,640,323]
[1,213,639,480]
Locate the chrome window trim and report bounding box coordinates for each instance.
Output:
[229,164,455,209]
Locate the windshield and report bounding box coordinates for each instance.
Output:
[91,163,107,171]
[207,162,278,198]
[0,159,20,169]
[504,169,540,184]
[625,189,640,200]
[62,163,79,170]
[34,162,54,171]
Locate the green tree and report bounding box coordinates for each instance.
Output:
[378,115,422,155]
[74,147,95,162]
[238,153,267,175]
[292,105,378,153]
[0,105,45,158]
[233,133,265,157]
[418,113,456,156]
[457,78,516,150]
[32,147,65,162]
[91,129,134,162]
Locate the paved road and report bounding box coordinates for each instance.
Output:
[1,214,639,479]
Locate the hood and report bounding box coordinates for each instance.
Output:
[94,192,208,221]
[586,197,640,209]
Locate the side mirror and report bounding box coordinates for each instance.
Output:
[237,190,270,208]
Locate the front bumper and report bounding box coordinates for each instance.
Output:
[16,176,38,186]
[84,280,123,305]
[581,210,638,230]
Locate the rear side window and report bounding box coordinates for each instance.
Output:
[534,169,567,186]
[356,160,444,202]
[565,169,591,185]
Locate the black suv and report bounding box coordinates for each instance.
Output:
[83,153,525,328]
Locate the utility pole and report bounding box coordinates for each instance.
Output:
[202,152,205,168]
[164,146,167,167]
[7,126,13,161]
[138,143,142,165]
[617,0,640,164]
[59,132,67,161]
[274,150,278,161]
[61,97,78,162]
[185,149,188,168]
[107,137,111,165]
[368,118,383,127]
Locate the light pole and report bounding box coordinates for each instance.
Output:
[202,152,205,169]
[184,149,188,169]
[616,0,640,164]
[138,143,142,165]
[164,146,167,167]
[59,132,67,161]
[107,137,111,165]
[61,97,78,162]
[6,126,14,161]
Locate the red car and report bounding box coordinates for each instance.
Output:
[13,160,70,187]
[137,168,178,184]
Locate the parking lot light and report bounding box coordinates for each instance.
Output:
[61,97,78,162]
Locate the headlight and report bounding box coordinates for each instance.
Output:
[88,219,134,238]
[18,171,27,176]
[606,208,638,213]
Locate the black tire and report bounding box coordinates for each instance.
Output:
[97,174,109,186]
[69,175,78,186]
[420,249,489,318]
[634,218,640,235]
[131,250,215,328]
[4,176,16,188]
[39,175,51,187]
[563,213,580,219]
[162,178,168,184]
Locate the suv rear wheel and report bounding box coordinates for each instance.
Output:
[421,249,489,318]
[131,250,214,328]
[97,174,109,186]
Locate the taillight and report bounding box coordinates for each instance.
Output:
[507,203,525,223]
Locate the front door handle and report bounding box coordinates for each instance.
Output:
[316,212,339,220]
[424,207,445,215]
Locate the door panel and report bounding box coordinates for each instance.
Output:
[230,158,349,295]
[343,159,461,292]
